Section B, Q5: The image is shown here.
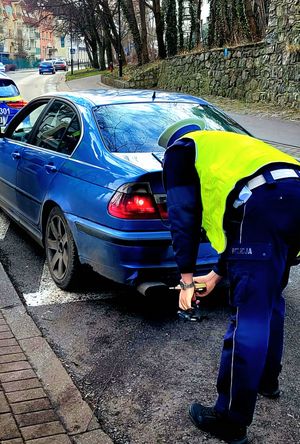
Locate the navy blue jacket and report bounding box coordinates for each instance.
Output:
[163,138,206,274]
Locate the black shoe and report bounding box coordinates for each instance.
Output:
[258,386,281,399]
[189,403,248,444]
[259,365,282,399]
[258,379,281,399]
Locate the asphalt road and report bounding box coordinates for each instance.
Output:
[7,69,66,100]
[0,72,299,443]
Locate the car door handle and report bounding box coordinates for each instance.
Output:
[45,164,57,173]
[12,151,21,160]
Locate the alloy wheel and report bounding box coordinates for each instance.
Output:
[46,214,69,280]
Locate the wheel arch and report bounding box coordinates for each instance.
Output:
[41,200,60,244]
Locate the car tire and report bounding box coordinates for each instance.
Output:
[45,206,80,290]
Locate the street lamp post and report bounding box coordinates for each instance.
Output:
[70,25,74,75]
[118,0,122,77]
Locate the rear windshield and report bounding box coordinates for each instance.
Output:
[0,79,19,98]
[94,102,249,153]
[41,62,52,66]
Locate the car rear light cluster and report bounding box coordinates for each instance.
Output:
[7,100,27,109]
[108,183,168,220]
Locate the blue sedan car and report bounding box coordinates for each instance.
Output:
[0,90,250,292]
[39,61,55,75]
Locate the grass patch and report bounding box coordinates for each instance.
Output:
[109,62,162,81]
[66,68,109,81]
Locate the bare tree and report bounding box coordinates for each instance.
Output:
[195,0,202,46]
[120,0,144,64]
[145,0,166,59]
[24,0,127,69]
[23,0,272,68]
[163,0,177,56]
[139,0,150,63]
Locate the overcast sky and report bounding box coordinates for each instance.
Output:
[202,0,210,23]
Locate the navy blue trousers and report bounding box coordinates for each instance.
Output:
[214,178,300,426]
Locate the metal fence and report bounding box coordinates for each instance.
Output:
[1,57,41,70]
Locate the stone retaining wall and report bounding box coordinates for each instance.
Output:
[101,0,299,108]
[157,41,299,108]
[157,0,299,108]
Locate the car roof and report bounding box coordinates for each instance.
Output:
[42,89,210,108]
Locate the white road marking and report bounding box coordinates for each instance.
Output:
[0,211,10,240]
[24,262,112,306]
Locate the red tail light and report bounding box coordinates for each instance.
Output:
[7,100,27,109]
[154,195,168,219]
[108,183,168,220]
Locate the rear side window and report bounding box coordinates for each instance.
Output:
[31,100,80,154]
[0,79,19,97]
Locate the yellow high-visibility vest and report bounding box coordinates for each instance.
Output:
[184,131,300,253]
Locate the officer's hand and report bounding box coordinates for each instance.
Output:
[193,270,222,297]
[179,287,196,311]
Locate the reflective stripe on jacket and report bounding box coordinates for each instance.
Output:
[184,130,300,253]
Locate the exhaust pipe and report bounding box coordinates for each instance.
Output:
[137,281,168,297]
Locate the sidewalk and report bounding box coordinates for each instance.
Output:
[0,263,113,444]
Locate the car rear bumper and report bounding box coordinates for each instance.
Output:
[66,214,218,286]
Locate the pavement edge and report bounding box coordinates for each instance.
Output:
[0,262,113,444]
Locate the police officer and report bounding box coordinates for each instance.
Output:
[159,119,300,444]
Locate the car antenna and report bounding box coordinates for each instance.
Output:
[152,91,156,100]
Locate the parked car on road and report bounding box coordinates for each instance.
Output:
[0,62,5,73]
[0,90,251,292]
[53,59,68,71]
[39,61,55,75]
[0,73,27,127]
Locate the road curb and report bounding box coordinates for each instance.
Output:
[0,262,113,444]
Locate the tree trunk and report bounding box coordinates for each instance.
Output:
[164,0,177,56]
[188,0,196,50]
[195,0,202,46]
[138,0,150,63]
[96,31,106,70]
[151,0,166,59]
[208,0,252,48]
[244,0,260,40]
[98,0,126,65]
[178,0,184,51]
[104,36,113,66]
[90,40,100,69]
[121,0,143,65]
[84,37,93,67]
